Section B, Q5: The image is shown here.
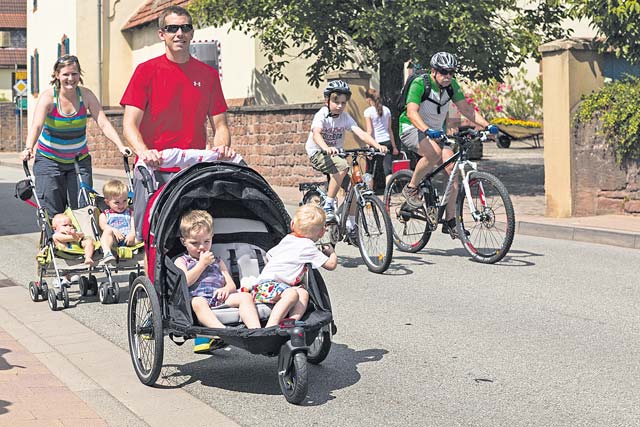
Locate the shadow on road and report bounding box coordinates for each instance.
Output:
[155,343,388,406]
[0,183,39,235]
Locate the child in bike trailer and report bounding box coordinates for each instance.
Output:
[175,210,261,353]
[398,52,498,238]
[305,80,387,234]
[246,204,337,328]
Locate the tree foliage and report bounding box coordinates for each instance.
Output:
[569,0,640,64]
[188,0,569,103]
[574,76,640,165]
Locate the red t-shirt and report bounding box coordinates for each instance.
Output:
[120,54,227,152]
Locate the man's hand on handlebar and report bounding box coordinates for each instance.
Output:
[324,147,340,155]
[212,145,237,161]
[138,149,162,168]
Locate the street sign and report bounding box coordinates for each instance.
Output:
[15,71,27,81]
[13,80,27,96]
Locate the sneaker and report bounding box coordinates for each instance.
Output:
[323,204,336,223]
[99,252,116,267]
[402,184,423,209]
[441,218,470,240]
[193,336,228,354]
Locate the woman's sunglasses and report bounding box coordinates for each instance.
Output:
[162,24,194,33]
[57,55,78,64]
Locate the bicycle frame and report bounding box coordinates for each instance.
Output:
[416,136,486,225]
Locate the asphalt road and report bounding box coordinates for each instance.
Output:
[1,164,639,426]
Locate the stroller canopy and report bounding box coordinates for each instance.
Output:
[148,162,291,260]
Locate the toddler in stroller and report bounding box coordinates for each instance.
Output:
[51,213,96,266]
[127,159,335,404]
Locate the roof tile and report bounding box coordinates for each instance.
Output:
[0,48,26,66]
[122,0,191,31]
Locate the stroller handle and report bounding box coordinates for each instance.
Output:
[22,160,31,177]
[137,165,155,195]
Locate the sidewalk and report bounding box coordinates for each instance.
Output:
[0,284,239,427]
[1,148,639,249]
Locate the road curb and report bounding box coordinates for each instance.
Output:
[517,221,640,249]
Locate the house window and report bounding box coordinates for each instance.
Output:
[30,49,40,96]
[57,35,70,57]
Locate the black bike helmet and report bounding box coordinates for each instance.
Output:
[323,80,352,99]
[430,52,458,71]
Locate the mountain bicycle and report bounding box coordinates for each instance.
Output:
[299,148,393,274]
[384,128,515,264]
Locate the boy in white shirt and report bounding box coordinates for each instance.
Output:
[305,80,387,225]
[251,205,337,328]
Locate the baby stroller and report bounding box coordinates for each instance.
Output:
[16,157,131,309]
[127,159,335,404]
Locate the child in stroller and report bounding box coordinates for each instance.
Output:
[251,204,337,328]
[98,179,141,266]
[52,213,96,266]
[176,209,261,330]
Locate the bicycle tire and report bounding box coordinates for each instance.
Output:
[355,194,393,273]
[383,170,430,253]
[456,171,515,264]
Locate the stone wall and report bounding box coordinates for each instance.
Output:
[86,103,325,186]
[0,102,28,152]
[572,119,640,215]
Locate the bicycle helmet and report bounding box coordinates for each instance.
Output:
[430,52,458,71]
[323,80,352,99]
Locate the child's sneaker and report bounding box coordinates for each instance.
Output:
[193,336,227,354]
[99,252,116,266]
[323,204,336,223]
[402,184,423,209]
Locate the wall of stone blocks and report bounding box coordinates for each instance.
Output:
[0,102,28,152]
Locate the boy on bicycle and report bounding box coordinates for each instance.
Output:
[305,80,387,232]
[399,52,498,238]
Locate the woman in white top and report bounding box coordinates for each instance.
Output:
[364,89,398,184]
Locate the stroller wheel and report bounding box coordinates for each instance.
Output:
[79,276,90,297]
[98,283,109,304]
[88,276,98,296]
[61,286,69,309]
[111,282,120,304]
[307,326,332,365]
[41,281,48,299]
[47,288,58,311]
[127,276,164,386]
[28,281,40,302]
[278,350,308,404]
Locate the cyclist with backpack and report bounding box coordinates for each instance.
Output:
[398,52,498,238]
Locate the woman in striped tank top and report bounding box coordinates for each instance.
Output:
[20,55,131,216]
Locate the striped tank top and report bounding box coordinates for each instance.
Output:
[37,87,89,164]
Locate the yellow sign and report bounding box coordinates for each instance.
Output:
[15,71,27,80]
[13,80,28,95]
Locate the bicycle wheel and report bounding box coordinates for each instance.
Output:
[384,170,430,253]
[127,276,164,385]
[355,194,393,273]
[456,171,515,264]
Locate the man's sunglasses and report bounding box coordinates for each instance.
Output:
[162,24,194,33]
[436,68,455,76]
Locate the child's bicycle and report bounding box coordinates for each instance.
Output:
[383,127,515,264]
[299,148,393,274]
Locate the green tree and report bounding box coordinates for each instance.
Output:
[189,0,569,108]
[569,0,640,64]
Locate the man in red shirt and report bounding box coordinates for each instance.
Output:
[121,5,233,242]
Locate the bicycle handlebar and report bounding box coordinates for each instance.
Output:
[438,128,491,147]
